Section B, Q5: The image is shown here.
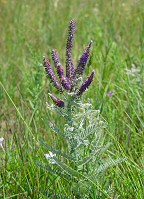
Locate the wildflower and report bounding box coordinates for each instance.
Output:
[66,19,76,79]
[51,49,64,79]
[76,70,95,96]
[44,151,56,164]
[75,40,93,77]
[49,93,65,108]
[43,56,62,92]
[107,90,113,97]
[0,137,4,150]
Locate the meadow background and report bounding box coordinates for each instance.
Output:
[0,0,144,198]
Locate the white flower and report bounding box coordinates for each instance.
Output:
[45,151,56,158]
[44,151,56,164]
[0,137,4,150]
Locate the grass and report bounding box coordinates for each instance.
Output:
[0,0,144,198]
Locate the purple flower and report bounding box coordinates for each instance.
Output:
[75,40,93,77]
[43,57,62,92]
[76,70,95,96]
[52,49,64,79]
[61,77,71,90]
[107,90,113,97]
[66,20,76,79]
[49,93,65,107]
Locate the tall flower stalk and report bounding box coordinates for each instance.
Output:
[39,20,124,198]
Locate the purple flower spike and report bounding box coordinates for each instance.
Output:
[61,77,71,90]
[43,57,62,92]
[49,93,65,108]
[66,19,76,79]
[76,70,95,96]
[75,40,93,77]
[52,50,64,79]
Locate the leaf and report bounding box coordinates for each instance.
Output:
[95,157,127,174]
[52,157,110,197]
[39,139,76,162]
[49,122,65,137]
[76,147,103,166]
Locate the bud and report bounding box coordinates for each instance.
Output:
[49,93,65,108]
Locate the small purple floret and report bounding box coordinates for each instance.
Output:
[107,90,113,97]
[75,40,93,76]
[61,77,71,90]
[76,70,95,96]
[49,93,65,108]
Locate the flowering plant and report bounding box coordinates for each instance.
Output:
[39,20,123,198]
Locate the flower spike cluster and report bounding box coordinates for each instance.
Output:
[43,19,95,107]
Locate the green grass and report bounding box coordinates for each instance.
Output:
[0,0,144,198]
